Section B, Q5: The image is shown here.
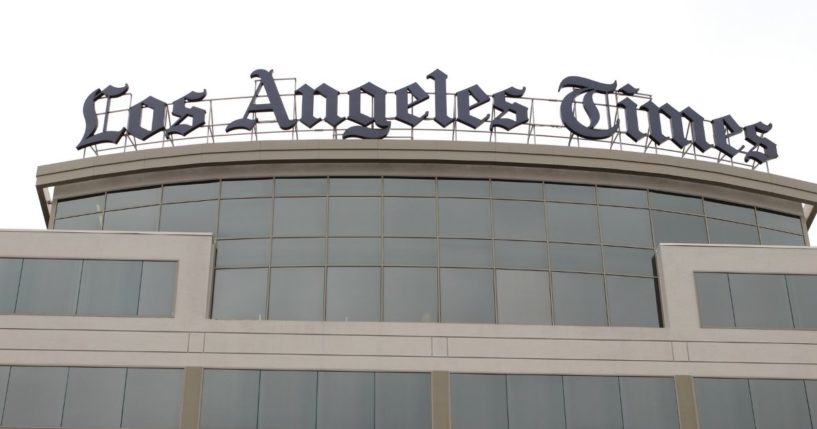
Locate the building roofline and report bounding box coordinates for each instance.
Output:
[36,140,817,227]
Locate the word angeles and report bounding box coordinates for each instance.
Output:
[77,69,778,164]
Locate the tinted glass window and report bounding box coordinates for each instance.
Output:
[212,269,268,320]
[707,219,760,245]
[77,260,142,316]
[200,370,259,429]
[750,379,811,429]
[375,373,431,429]
[440,239,492,267]
[597,187,648,207]
[217,239,271,268]
[383,178,435,196]
[545,183,595,203]
[704,200,756,224]
[563,376,623,429]
[55,213,103,230]
[729,273,792,329]
[606,276,660,327]
[0,259,22,314]
[275,178,327,196]
[384,268,438,322]
[441,269,494,323]
[493,200,546,240]
[329,178,381,196]
[271,238,325,266]
[103,206,160,231]
[492,180,543,200]
[326,268,380,321]
[329,197,381,236]
[138,262,177,317]
[547,203,600,244]
[383,238,437,266]
[496,270,551,325]
[221,179,274,198]
[438,179,489,198]
[328,238,380,266]
[259,371,317,429]
[2,366,68,428]
[787,275,817,329]
[451,374,508,429]
[62,367,126,428]
[0,367,8,424]
[507,375,565,429]
[619,377,679,429]
[162,182,219,203]
[603,247,655,276]
[218,198,273,238]
[273,197,326,237]
[756,210,803,234]
[122,368,184,429]
[317,372,374,429]
[57,194,105,218]
[695,273,735,328]
[439,199,492,238]
[16,259,82,315]
[549,243,603,273]
[106,187,161,210]
[159,201,219,233]
[552,272,606,326]
[494,241,548,270]
[648,192,703,214]
[268,268,324,321]
[384,198,436,237]
[695,378,755,429]
[599,206,652,247]
[651,211,707,244]
[760,228,805,246]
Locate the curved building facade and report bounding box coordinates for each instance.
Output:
[1,140,817,429]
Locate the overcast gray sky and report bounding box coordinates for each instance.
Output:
[1,0,815,242]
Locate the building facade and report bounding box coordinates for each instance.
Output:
[1,139,817,429]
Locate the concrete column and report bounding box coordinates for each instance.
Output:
[431,371,451,429]
[180,367,203,429]
[675,375,699,429]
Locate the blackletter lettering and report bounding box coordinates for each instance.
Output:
[226,69,295,132]
[491,87,528,131]
[344,82,391,139]
[296,84,345,128]
[77,84,129,150]
[426,69,454,127]
[395,83,429,127]
[456,85,490,129]
[710,115,743,158]
[559,76,619,139]
[167,90,208,137]
[744,122,778,164]
[127,96,167,141]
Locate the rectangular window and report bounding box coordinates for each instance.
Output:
[268,268,324,321]
[77,260,142,316]
[496,270,551,325]
[551,272,606,326]
[547,202,600,244]
[384,267,438,322]
[694,272,817,330]
[326,267,380,321]
[212,268,268,320]
[440,269,495,323]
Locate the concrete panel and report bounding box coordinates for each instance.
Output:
[203,333,432,357]
[447,337,674,361]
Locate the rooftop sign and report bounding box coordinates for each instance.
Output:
[77,69,778,165]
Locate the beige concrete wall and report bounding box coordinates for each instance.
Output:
[1,230,817,382]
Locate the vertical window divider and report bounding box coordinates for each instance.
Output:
[323,177,330,322]
[435,178,442,323]
[784,275,797,329]
[11,259,24,314]
[119,368,129,428]
[73,260,85,315]
[379,177,385,322]
[595,186,611,327]
[134,261,144,316]
[544,182,554,325]
[59,367,70,427]
[268,179,276,321]
[254,370,261,429]
[726,274,739,328]
[489,179,498,324]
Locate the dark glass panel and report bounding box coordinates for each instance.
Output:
[651,211,707,245]
[211,268,268,320]
[545,183,596,204]
[438,179,489,198]
[451,374,508,429]
[16,259,82,315]
[272,197,327,237]
[326,267,380,321]
[599,206,652,247]
[329,178,381,196]
[329,197,381,236]
[384,268,438,322]
[491,180,543,200]
[440,269,495,323]
[597,187,648,208]
[384,197,437,237]
[268,268,325,321]
[606,276,661,327]
[496,270,551,325]
[56,194,105,218]
[729,273,793,329]
[159,201,219,233]
[106,187,161,210]
[383,238,437,266]
[77,260,142,316]
[547,203,600,244]
[218,198,273,238]
[552,272,607,326]
[439,198,492,238]
[200,369,260,429]
[275,178,327,196]
[493,200,546,241]
[694,272,735,328]
[221,179,273,198]
[162,182,219,203]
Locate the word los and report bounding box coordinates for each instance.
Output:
[77,69,777,164]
